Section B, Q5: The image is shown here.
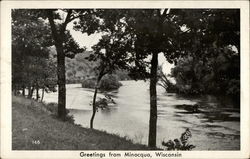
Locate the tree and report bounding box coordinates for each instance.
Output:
[12,9,87,120]
[12,9,56,98]
[87,32,131,129]
[76,9,240,147]
[72,9,132,128]
[123,9,185,148]
[45,9,85,120]
[77,9,239,148]
[81,9,184,148]
[169,9,240,102]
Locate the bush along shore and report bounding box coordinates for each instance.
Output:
[12,95,149,150]
[81,74,122,91]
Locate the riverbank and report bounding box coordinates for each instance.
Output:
[12,95,148,150]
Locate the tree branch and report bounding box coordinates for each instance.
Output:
[69,15,81,22]
[60,9,73,34]
[158,82,167,89]
[162,8,170,24]
[162,9,168,16]
[47,10,59,43]
[98,67,107,81]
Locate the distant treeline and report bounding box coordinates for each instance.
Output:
[65,51,131,84]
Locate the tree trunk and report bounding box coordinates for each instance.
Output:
[41,87,45,102]
[90,78,101,129]
[31,87,34,98]
[47,10,67,121]
[148,52,158,149]
[36,86,39,100]
[28,86,31,98]
[22,85,25,96]
[28,86,34,99]
[57,48,67,120]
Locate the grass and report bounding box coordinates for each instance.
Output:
[12,95,149,150]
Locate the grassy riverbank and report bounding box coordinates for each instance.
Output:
[12,95,148,150]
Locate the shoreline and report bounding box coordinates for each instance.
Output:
[12,95,149,150]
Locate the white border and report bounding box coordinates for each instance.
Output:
[1,1,249,159]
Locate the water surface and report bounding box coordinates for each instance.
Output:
[44,81,240,150]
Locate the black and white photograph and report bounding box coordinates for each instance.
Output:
[0,1,249,159]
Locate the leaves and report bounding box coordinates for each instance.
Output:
[63,31,86,58]
[162,128,196,151]
[12,9,58,95]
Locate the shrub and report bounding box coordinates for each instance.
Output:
[45,102,75,123]
[45,102,58,114]
[162,128,195,151]
[90,95,116,111]
[82,74,122,91]
[81,78,96,89]
[99,75,122,91]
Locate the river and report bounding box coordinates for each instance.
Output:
[43,80,240,150]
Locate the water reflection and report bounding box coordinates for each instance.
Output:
[174,104,240,122]
[43,81,240,150]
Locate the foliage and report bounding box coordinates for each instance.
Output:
[114,70,131,81]
[45,102,75,123]
[76,9,214,147]
[45,103,58,114]
[12,9,57,98]
[157,65,178,93]
[65,51,97,83]
[11,9,240,147]
[46,9,88,120]
[92,95,116,111]
[81,78,96,89]
[81,74,122,91]
[99,75,122,91]
[74,11,134,129]
[12,9,88,119]
[122,9,185,148]
[162,128,195,151]
[64,51,130,84]
[169,9,240,103]
[171,47,240,96]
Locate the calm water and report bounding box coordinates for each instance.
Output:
[43,81,240,150]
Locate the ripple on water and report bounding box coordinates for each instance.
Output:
[43,81,240,150]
